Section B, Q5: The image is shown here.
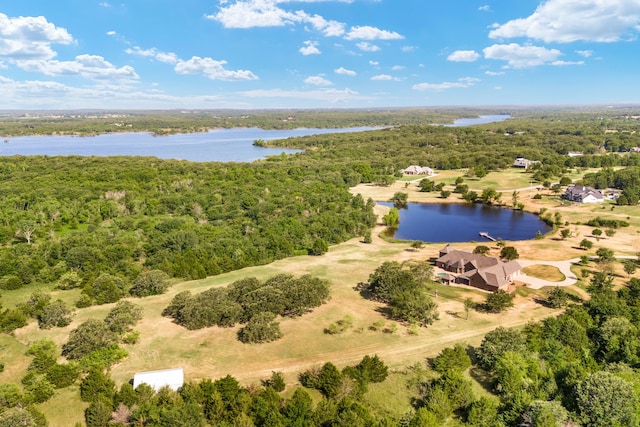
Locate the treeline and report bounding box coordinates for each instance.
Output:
[162,274,330,342]
[0,156,375,315]
[0,108,509,136]
[266,116,640,179]
[581,165,640,204]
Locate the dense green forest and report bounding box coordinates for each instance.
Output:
[2,108,640,426]
[5,271,640,427]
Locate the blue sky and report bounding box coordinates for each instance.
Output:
[1,0,639,110]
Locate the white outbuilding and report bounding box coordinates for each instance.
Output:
[133,368,184,391]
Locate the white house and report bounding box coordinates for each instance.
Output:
[513,157,539,169]
[400,165,434,176]
[563,185,604,203]
[133,368,184,391]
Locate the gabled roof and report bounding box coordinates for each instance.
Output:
[133,368,184,391]
[438,249,521,290]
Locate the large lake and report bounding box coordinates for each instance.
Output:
[0,114,510,162]
[0,127,375,162]
[379,202,551,242]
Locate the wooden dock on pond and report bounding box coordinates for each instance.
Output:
[479,231,496,241]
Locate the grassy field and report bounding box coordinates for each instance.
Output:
[522,265,566,282]
[2,167,640,426]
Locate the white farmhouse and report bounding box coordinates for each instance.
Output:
[563,185,604,203]
[400,165,434,176]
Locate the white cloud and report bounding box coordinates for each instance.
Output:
[208,0,299,28]
[483,43,563,68]
[391,65,405,70]
[126,46,179,64]
[335,66,356,76]
[99,2,112,7]
[485,70,505,76]
[0,13,74,60]
[489,0,640,43]
[369,60,379,66]
[412,77,479,91]
[16,54,139,82]
[304,75,332,86]
[299,40,321,55]
[479,5,490,12]
[345,25,404,40]
[175,56,258,81]
[401,45,416,52]
[552,60,585,66]
[356,42,380,52]
[106,31,117,36]
[371,74,393,81]
[576,49,593,58]
[447,50,480,62]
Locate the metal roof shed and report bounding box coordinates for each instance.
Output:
[133,368,184,391]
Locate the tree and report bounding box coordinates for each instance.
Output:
[104,301,143,334]
[355,355,388,383]
[37,300,73,329]
[389,289,438,326]
[473,245,490,255]
[418,179,435,192]
[560,228,571,239]
[262,371,286,392]
[592,228,603,241]
[310,238,328,256]
[382,207,400,227]
[62,319,117,360]
[367,261,418,303]
[84,273,128,305]
[579,238,594,250]
[390,192,408,208]
[605,228,617,238]
[596,247,615,263]
[546,287,569,308]
[511,191,519,209]
[484,290,514,313]
[432,344,471,374]
[623,259,637,277]
[238,312,282,344]
[475,326,525,371]
[130,269,171,297]
[500,246,519,260]
[576,371,637,427]
[464,298,475,320]
[410,240,424,251]
[440,190,451,199]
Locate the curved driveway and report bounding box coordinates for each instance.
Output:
[516,258,581,289]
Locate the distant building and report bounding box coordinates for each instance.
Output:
[563,185,604,203]
[435,245,521,292]
[133,368,184,391]
[513,157,539,169]
[567,151,584,157]
[400,165,434,176]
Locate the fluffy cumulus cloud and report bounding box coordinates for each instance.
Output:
[16,54,139,82]
[447,50,480,62]
[334,66,356,76]
[304,75,332,86]
[412,77,480,91]
[356,42,380,52]
[344,25,404,41]
[0,13,74,60]
[299,40,321,55]
[483,43,563,68]
[175,56,258,81]
[208,1,401,41]
[126,47,178,64]
[489,0,640,43]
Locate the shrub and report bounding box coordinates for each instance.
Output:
[238,312,283,344]
[0,275,23,290]
[130,270,171,297]
[46,363,80,389]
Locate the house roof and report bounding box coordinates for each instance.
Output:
[133,368,184,391]
[565,185,603,200]
[438,249,521,290]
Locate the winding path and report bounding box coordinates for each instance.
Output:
[516,258,581,289]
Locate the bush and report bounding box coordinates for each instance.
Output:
[37,300,73,329]
[46,363,80,388]
[0,275,23,290]
[130,270,171,297]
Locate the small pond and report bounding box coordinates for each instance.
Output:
[378,202,551,242]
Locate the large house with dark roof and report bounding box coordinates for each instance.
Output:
[435,245,522,292]
[563,185,604,203]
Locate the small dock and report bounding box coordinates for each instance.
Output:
[479,231,496,241]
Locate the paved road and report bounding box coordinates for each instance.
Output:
[517,258,581,289]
